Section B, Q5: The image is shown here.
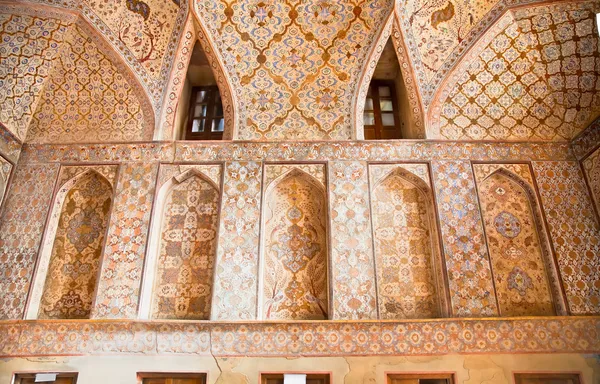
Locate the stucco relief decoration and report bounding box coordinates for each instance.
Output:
[152,173,220,320]
[477,171,554,316]
[39,172,112,319]
[583,147,600,213]
[262,167,328,320]
[0,7,73,141]
[370,166,440,319]
[0,163,59,319]
[27,21,154,143]
[432,3,600,141]
[533,161,600,314]
[194,0,393,140]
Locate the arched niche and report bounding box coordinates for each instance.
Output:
[370,167,446,319]
[139,169,220,320]
[478,169,558,316]
[26,170,113,319]
[260,169,329,320]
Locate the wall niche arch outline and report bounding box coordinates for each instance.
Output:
[25,166,117,320]
[139,164,222,320]
[259,165,330,320]
[368,163,450,319]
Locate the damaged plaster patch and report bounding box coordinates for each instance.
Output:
[464,356,508,384]
[214,357,249,384]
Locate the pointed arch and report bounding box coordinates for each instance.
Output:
[260,168,329,320]
[370,166,447,319]
[478,167,565,316]
[26,169,113,319]
[139,168,220,320]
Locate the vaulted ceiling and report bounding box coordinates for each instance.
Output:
[0,0,598,142]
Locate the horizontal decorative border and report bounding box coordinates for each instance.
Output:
[572,117,600,161]
[0,123,22,163]
[20,140,574,164]
[0,317,597,357]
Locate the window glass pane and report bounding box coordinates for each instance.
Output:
[365,98,374,110]
[212,119,224,132]
[192,119,205,132]
[194,105,207,118]
[196,90,207,103]
[379,86,391,97]
[382,113,395,126]
[214,98,223,117]
[380,99,394,111]
[363,112,375,125]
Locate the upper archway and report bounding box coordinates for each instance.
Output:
[193,0,394,140]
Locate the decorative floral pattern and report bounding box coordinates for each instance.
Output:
[0,317,598,357]
[432,161,498,317]
[370,167,440,319]
[533,161,600,314]
[39,172,112,319]
[478,171,554,316]
[27,22,154,143]
[93,163,158,318]
[0,7,73,140]
[0,163,59,319]
[212,161,262,320]
[582,147,600,214]
[262,169,328,320]
[0,155,12,207]
[194,0,393,140]
[328,161,377,319]
[433,3,600,141]
[152,174,220,320]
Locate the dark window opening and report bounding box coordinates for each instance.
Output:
[364,79,402,140]
[14,373,78,384]
[364,38,419,140]
[179,41,225,141]
[388,374,455,384]
[514,373,581,384]
[261,373,330,384]
[185,86,224,140]
[139,373,207,384]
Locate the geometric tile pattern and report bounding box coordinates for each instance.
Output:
[151,174,219,320]
[572,116,600,160]
[262,168,328,320]
[27,22,153,143]
[434,3,600,141]
[431,161,499,317]
[370,167,440,319]
[478,171,555,316]
[328,161,377,319]
[194,0,393,140]
[0,8,72,140]
[0,317,598,357]
[0,163,59,319]
[212,161,262,320]
[533,161,600,314]
[0,125,22,163]
[38,171,112,319]
[583,147,600,214]
[93,163,158,319]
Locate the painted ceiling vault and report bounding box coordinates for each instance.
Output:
[193,0,394,140]
[0,0,599,142]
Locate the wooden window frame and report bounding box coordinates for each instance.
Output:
[386,373,455,384]
[261,373,331,384]
[13,372,78,384]
[513,373,582,384]
[185,86,224,141]
[364,79,403,140]
[138,372,207,384]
